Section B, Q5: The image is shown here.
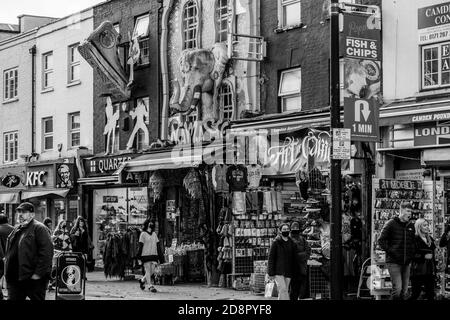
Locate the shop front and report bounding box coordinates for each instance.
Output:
[0,164,26,225]
[79,152,150,276]
[373,101,450,298]
[22,160,78,228]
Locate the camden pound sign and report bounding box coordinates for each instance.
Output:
[55,252,86,300]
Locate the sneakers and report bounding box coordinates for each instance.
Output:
[139,279,145,290]
[149,286,157,293]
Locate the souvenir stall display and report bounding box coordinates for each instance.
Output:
[163,242,206,283]
[370,178,447,298]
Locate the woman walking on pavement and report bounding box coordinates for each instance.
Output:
[138,219,163,293]
[268,223,297,300]
[49,220,72,290]
[70,217,90,256]
[409,219,436,300]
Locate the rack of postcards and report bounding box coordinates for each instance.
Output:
[370,178,441,297]
[230,189,281,290]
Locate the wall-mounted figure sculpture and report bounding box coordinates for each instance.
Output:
[170,42,229,122]
[103,96,120,155]
[126,98,150,150]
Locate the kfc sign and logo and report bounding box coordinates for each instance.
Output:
[26,171,47,186]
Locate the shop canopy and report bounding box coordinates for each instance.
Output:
[21,189,70,200]
[0,192,20,203]
[120,149,203,173]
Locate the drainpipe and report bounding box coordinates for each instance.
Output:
[160,0,175,140]
[157,0,163,140]
[29,45,36,155]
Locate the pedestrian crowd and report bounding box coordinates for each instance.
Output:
[0,202,91,300]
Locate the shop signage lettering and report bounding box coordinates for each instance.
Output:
[414,123,450,146]
[266,130,330,173]
[418,2,450,44]
[379,179,422,190]
[122,171,149,186]
[86,155,136,176]
[25,171,47,186]
[168,119,228,145]
[103,196,118,203]
[412,112,450,123]
[1,175,22,188]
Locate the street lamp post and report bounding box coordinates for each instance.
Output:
[329,0,343,300]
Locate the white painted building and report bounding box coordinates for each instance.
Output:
[35,8,94,160]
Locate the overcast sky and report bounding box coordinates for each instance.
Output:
[0,0,106,24]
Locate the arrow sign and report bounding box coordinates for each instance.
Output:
[344,97,379,142]
[355,100,371,122]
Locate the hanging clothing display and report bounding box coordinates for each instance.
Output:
[247,164,262,189]
[212,164,229,193]
[263,191,272,213]
[246,191,259,212]
[231,191,246,215]
[226,164,248,192]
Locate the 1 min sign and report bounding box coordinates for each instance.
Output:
[344,98,379,141]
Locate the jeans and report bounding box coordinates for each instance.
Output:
[387,263,411,300]
[274,275,291,300]
[289,275,308,301]
[7,278,48,301]
[409,275,435,300]
[142,262,157,289]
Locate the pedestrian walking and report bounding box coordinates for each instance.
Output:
[378,202,415,300]
[0,214,14,300]
[43,218,53,236]
[289,221,311,301]
[268,223,297,300]
[409,219,436,300]
[3,202,53,300]
[70,216,91,256]
[49,220,72,291]
[137,219,163,293]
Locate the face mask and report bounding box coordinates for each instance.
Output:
[281,231,290,237]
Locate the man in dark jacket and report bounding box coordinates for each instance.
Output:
[0,214,14,300]
[268,223,297,300]
[378,202,415,300]
[439,223,450,273]
[4,202,53,300]
[289,221,311,301]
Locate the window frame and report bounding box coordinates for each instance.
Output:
[421,41,450,90]
[68,112,81,148]
[42,51,53,90]
[278,0,301,29]
[218,79,235,121]
[137,38,150,66]
[3,67,18,101]
[68,43,81,84]
[215,0,229,43]
[132,14,150,39]
[182,0,200,50]
[3,131,18,163]
[42,117,54,151]
[278,67,302,113]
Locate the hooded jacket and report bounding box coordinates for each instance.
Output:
[378,217,415,265]
[290,232,311,277]
[4,219,53,282]
[268,236,297,278]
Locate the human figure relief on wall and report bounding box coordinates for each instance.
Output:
[103,96,120,155]
[126,98,150,150]
[169,42,229,122]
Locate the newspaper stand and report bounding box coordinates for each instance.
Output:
[55,252,86,300]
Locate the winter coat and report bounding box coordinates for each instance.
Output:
[378,217,415,265]
[268,236,297,278]
[411,235,436,277]
[0,223,14,276]
[70,227,90,254]
[4,219,53,281]
[439,225,450,270]
[290,233,311,277]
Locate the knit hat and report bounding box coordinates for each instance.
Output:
[291,221,300,231]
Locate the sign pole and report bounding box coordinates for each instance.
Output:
[330,0,343,300]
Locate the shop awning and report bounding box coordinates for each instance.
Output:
[21,189,70,200]
[422,147,450,166]
[380,99,450,126]
[0,192,20,203]
[77,175,120,185]
[123,150,203,173]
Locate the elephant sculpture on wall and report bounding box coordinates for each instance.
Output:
[170,43,229,122]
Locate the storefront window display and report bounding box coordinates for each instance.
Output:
[93,187,149,264]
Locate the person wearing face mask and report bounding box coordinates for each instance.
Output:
[3,202,53,300]
[409,219,436,300]
[268,223,297,300]
[289,221,311,301]
[378,202,415,300]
